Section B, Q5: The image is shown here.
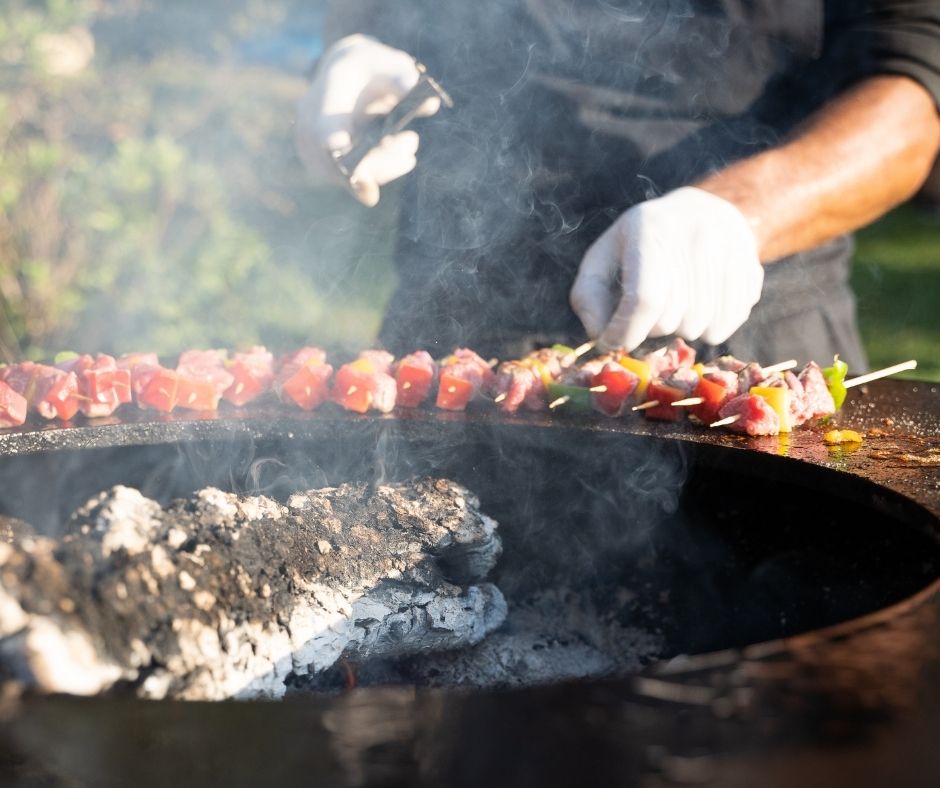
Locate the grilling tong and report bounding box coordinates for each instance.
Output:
[331,63,454,181]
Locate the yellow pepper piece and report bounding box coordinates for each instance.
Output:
[618,356,651,398]
[750,386,792,433]
[823,429,864,445]
[692,362,706,377]
[349,358,376,374]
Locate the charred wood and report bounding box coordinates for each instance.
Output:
[0,479,505,700]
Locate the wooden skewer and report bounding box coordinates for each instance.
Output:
[572,340,596,358]
[494,392,507,403]
[632,400,660,411]
[561,340,597,367]
[763,359,798,374]
[844,360,917,389]
[671,396,704,407]
[710,414,741,428]
[588,385,607,393]
[548,395,571,409]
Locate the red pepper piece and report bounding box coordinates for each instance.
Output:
[332,365,375,413]
[436,371,476,411]
[644,380,687,422]
[395,351,436,408]
[277,363,333,411]
[590,362,639,417]
[33,367,80,421]
[689,376,730,426]
[223,347,275,407]
[136,367,179,413]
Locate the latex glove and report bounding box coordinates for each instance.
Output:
[295,35,442,207]
[570,187,764,351]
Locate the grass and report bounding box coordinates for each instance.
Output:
[852,202,940,381]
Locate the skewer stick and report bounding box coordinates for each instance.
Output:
[548,395,571,410]
[671,396,704,407]
[494,392,507,403]
[710,414,741,428]
[588,385,607,393]
[632,400,660,411]
[561,340,596,367]
[844,360,917,389]
[762,359,798,374]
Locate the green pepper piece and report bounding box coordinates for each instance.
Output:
[546,382,593,413]
[551,344,575,356]
[53,350,80,365]
[822,356,849,410]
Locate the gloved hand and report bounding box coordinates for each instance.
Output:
[570,187,765,351]
[295,35,442,207]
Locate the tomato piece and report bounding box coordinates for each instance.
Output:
[689,376,730,425]
[644,380,687,422]
[0,380,27,428]
[591,362,639,417]
[332,366,374,413]
[137,368,179,413]
[395,351,436,408]
[436,371,476,411]
[277,363,332,410]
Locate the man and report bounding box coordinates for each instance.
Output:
[296,1,940,369]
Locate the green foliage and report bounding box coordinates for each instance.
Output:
[0,0,395,362]
[853,205,940,382]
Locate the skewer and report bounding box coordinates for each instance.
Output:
[561,340,597,367]
[548,395,571,409]
[762,359,798,374]
[710,414,741,428]
[671,397,704,407]
[588,385,607,393]
[631,400,660,411]
[494,392,507,403]
[844,360,917,389]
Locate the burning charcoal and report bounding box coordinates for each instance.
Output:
[0,479,505,700]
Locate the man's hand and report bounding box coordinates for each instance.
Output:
[570,187,764,351]
[295,35,442,207]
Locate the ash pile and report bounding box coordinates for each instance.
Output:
[0,478,661,701]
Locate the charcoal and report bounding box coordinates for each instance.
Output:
[0,479,505,700]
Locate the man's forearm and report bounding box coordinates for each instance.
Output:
[696,75,940,263]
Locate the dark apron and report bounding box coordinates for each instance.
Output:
[369,0,868,370]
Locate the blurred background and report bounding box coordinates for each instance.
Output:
[0,0,937,378]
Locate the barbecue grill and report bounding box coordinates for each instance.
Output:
[0,378,938,786]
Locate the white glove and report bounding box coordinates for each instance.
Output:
[295,35,442,207]
[570,187,764,351]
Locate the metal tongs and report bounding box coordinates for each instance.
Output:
[331,63,454,181]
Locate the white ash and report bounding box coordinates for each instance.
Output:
[299,587,663,692]
[0,479,505,700]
